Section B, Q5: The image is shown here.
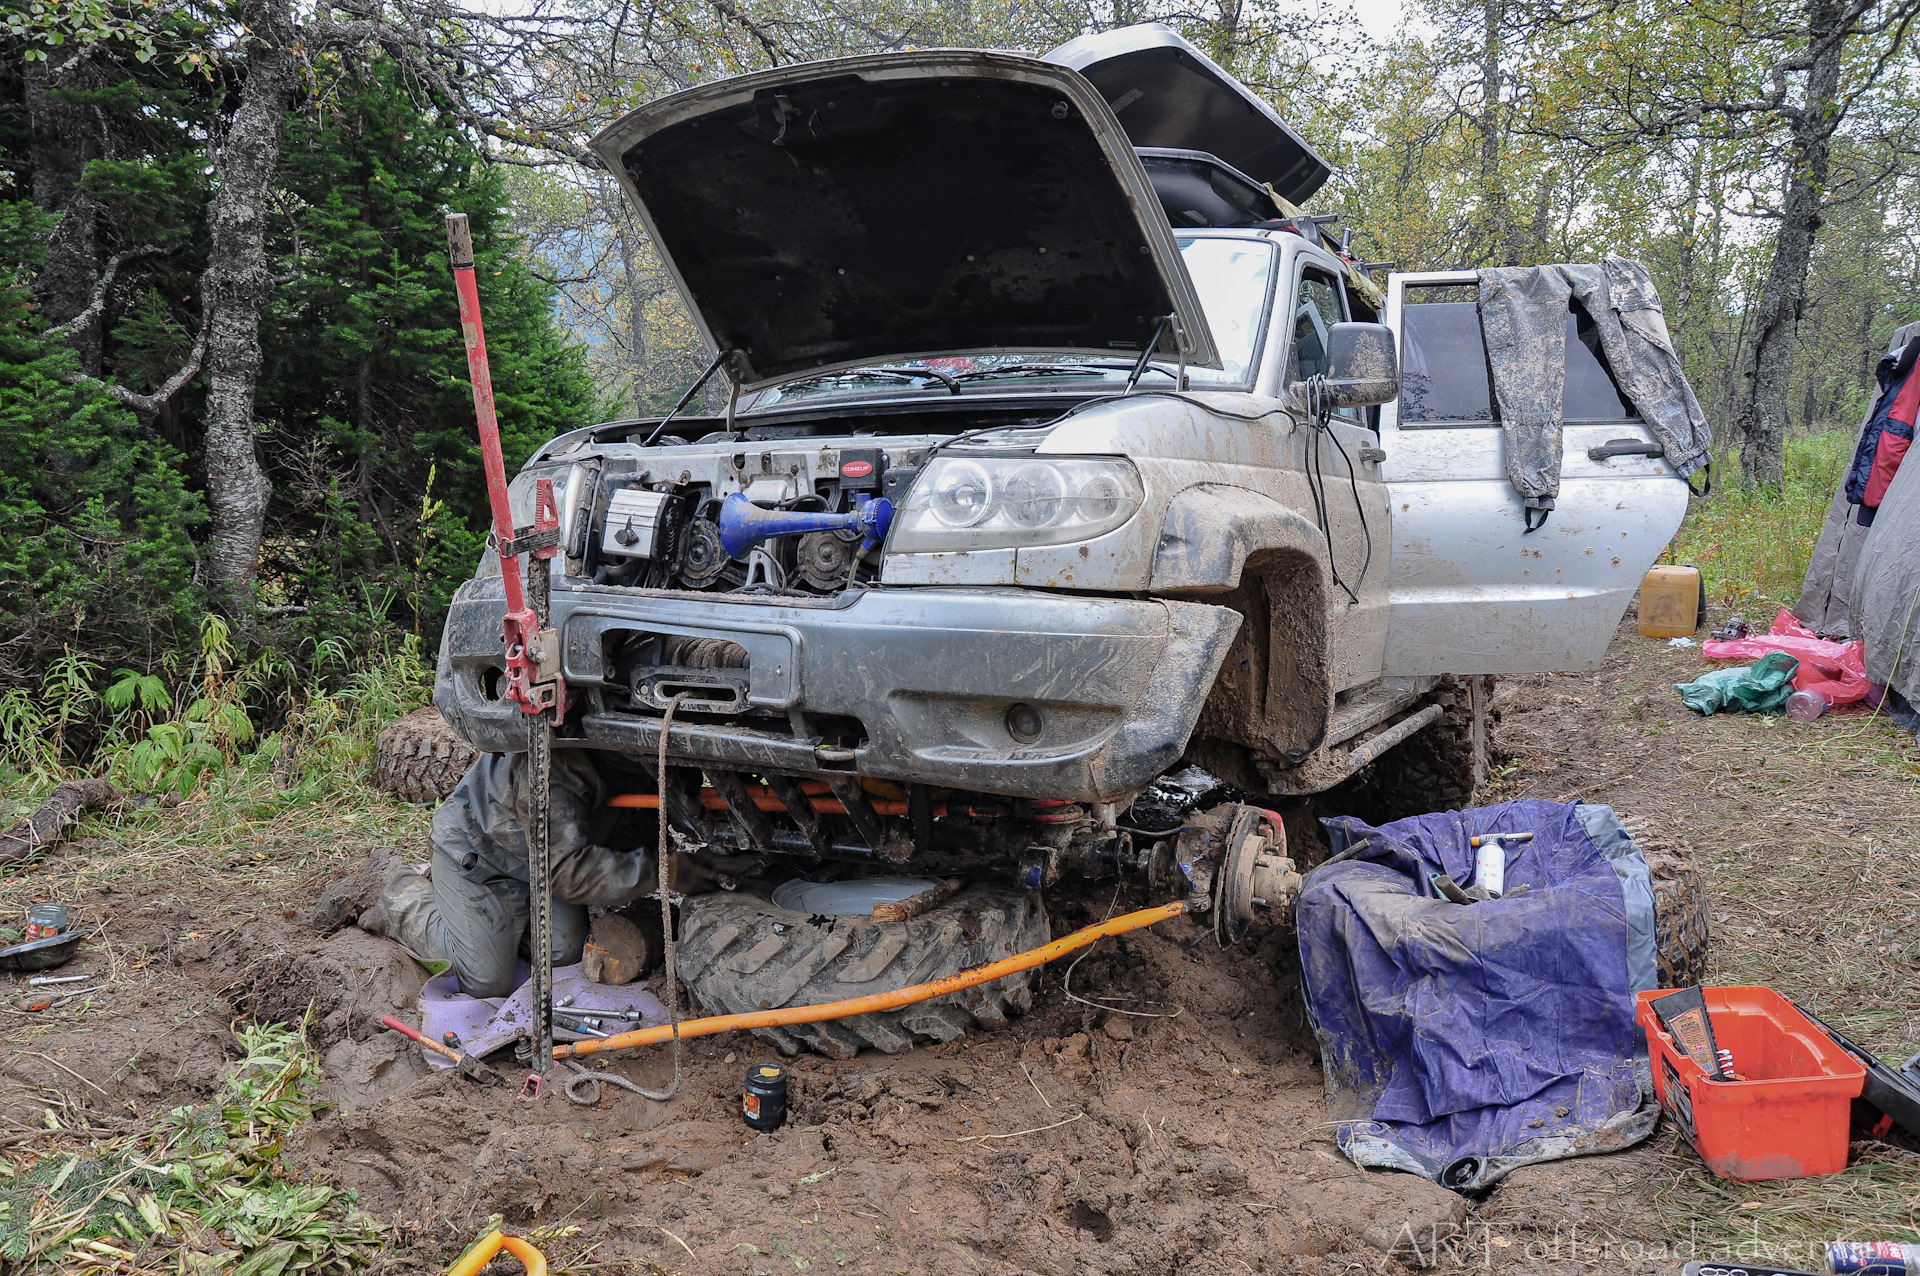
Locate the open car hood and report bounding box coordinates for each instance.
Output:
[589,50,1220,391]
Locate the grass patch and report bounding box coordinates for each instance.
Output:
[1670,432,1854,610]
[1651,1138,1920,1264]
[0,1021,389,1274]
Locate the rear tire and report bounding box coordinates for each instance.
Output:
[675,881,1048,1059]
[1619,815,1711,987]
[373,707,476,804]
[1337,676,1492,823]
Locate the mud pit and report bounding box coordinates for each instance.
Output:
[7,618,1918,1274]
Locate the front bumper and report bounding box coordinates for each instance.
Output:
[435,578,1240,803]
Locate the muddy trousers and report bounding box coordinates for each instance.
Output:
[376,844,591,999]
[365,751,656,999]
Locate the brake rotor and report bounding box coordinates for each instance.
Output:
[1213,806,1302,945]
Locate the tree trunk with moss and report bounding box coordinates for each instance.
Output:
[1733,0,1845,488]
[201,0,297,614]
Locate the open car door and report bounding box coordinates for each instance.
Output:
[1378,270,1692,675]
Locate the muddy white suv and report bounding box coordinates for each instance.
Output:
[432,27,1693,1052]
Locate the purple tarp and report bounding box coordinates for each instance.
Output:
[1297,800,1661,1190]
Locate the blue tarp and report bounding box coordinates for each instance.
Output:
[1298,800,1661,1190]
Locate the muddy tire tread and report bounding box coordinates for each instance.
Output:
[1618,815,1711,988]
[373,707,477,804]
[674,883,1048,1059]
[1344,677,1490,822]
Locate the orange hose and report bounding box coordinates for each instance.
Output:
[554,900,1185,1060]
[447,1231,546,1276]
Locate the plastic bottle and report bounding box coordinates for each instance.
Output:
[1787,688,1830,721]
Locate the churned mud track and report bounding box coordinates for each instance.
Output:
[4,617,1917,1273]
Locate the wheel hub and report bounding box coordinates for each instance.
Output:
[1213,806,1302,945]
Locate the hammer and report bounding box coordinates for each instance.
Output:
[380,1015,505,1086]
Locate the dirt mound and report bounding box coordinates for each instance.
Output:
[218,927,426,1049]
[273,895,1472,1271]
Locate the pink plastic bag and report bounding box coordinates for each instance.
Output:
[1702,609,1870,704]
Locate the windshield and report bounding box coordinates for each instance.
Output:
[745,235,1276,407]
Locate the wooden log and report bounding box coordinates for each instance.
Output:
[0,777,119,863]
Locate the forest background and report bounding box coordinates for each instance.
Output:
[2,0,1916,784]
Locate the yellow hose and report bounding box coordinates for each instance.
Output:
[554,900,1185,1060]
[446,1231,545,1276]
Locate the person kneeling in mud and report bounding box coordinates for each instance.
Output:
[357,751,652,997]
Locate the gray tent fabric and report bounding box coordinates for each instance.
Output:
[1853,450,1920,708]
[1796,319,1920,639]
[1478,257,1713,520]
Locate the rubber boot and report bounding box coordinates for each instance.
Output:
[356,863,445,964]
[311,848,411,932]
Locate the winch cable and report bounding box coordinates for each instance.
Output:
[559,693,689,1107]
[646,693,690,1099]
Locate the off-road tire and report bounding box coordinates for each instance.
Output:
[373,707,476,804]
[1340,676,1493,823]
[674,881,1049,1059]
[1619,815,1711,988]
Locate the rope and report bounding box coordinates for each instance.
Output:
[574,693,689,1103]
[560,1058,667,1105]
[637,693,688,1100]
[553,901,1186,1060]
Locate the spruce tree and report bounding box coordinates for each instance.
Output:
[258,57,594,647]
[0,200,205,689]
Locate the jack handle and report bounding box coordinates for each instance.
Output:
[446,212,566,717]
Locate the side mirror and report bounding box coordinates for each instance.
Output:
[1292,322,1400,409]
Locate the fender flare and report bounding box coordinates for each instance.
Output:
[1150,483,1333,593]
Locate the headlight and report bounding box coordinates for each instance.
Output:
[478,462,591,577]
[892,456,1143,552]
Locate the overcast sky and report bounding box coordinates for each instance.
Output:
[1348,0,1415,42]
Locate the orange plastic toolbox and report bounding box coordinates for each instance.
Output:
[1638,986,1865,1180]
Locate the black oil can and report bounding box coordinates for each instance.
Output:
[742,1062,789,1132]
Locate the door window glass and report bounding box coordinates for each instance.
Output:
[1288,270,1346,383]
[1401,289,1494,424]
[1399,284,1637,427]
[1564,302,1636,420]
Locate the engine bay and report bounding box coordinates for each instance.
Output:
[580,439,931,595]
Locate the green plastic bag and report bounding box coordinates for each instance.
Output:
[1673,650,1800,715]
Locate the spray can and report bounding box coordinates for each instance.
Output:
[1829,1242,1920,1274]
[742,1062,789,1132]
[1467,832,1533,900]
[1468,837,1506,899]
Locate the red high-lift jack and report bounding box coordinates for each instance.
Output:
[445,212,568,1096]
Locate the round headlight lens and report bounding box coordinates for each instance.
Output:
[928,460,994,527]
[1002,464,1065,528]
[1078,472,1126,521]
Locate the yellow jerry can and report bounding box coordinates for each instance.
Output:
[1638,564,1701,638]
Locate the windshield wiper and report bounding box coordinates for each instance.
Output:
[951,361,1176,383]
[775,365,960,395]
